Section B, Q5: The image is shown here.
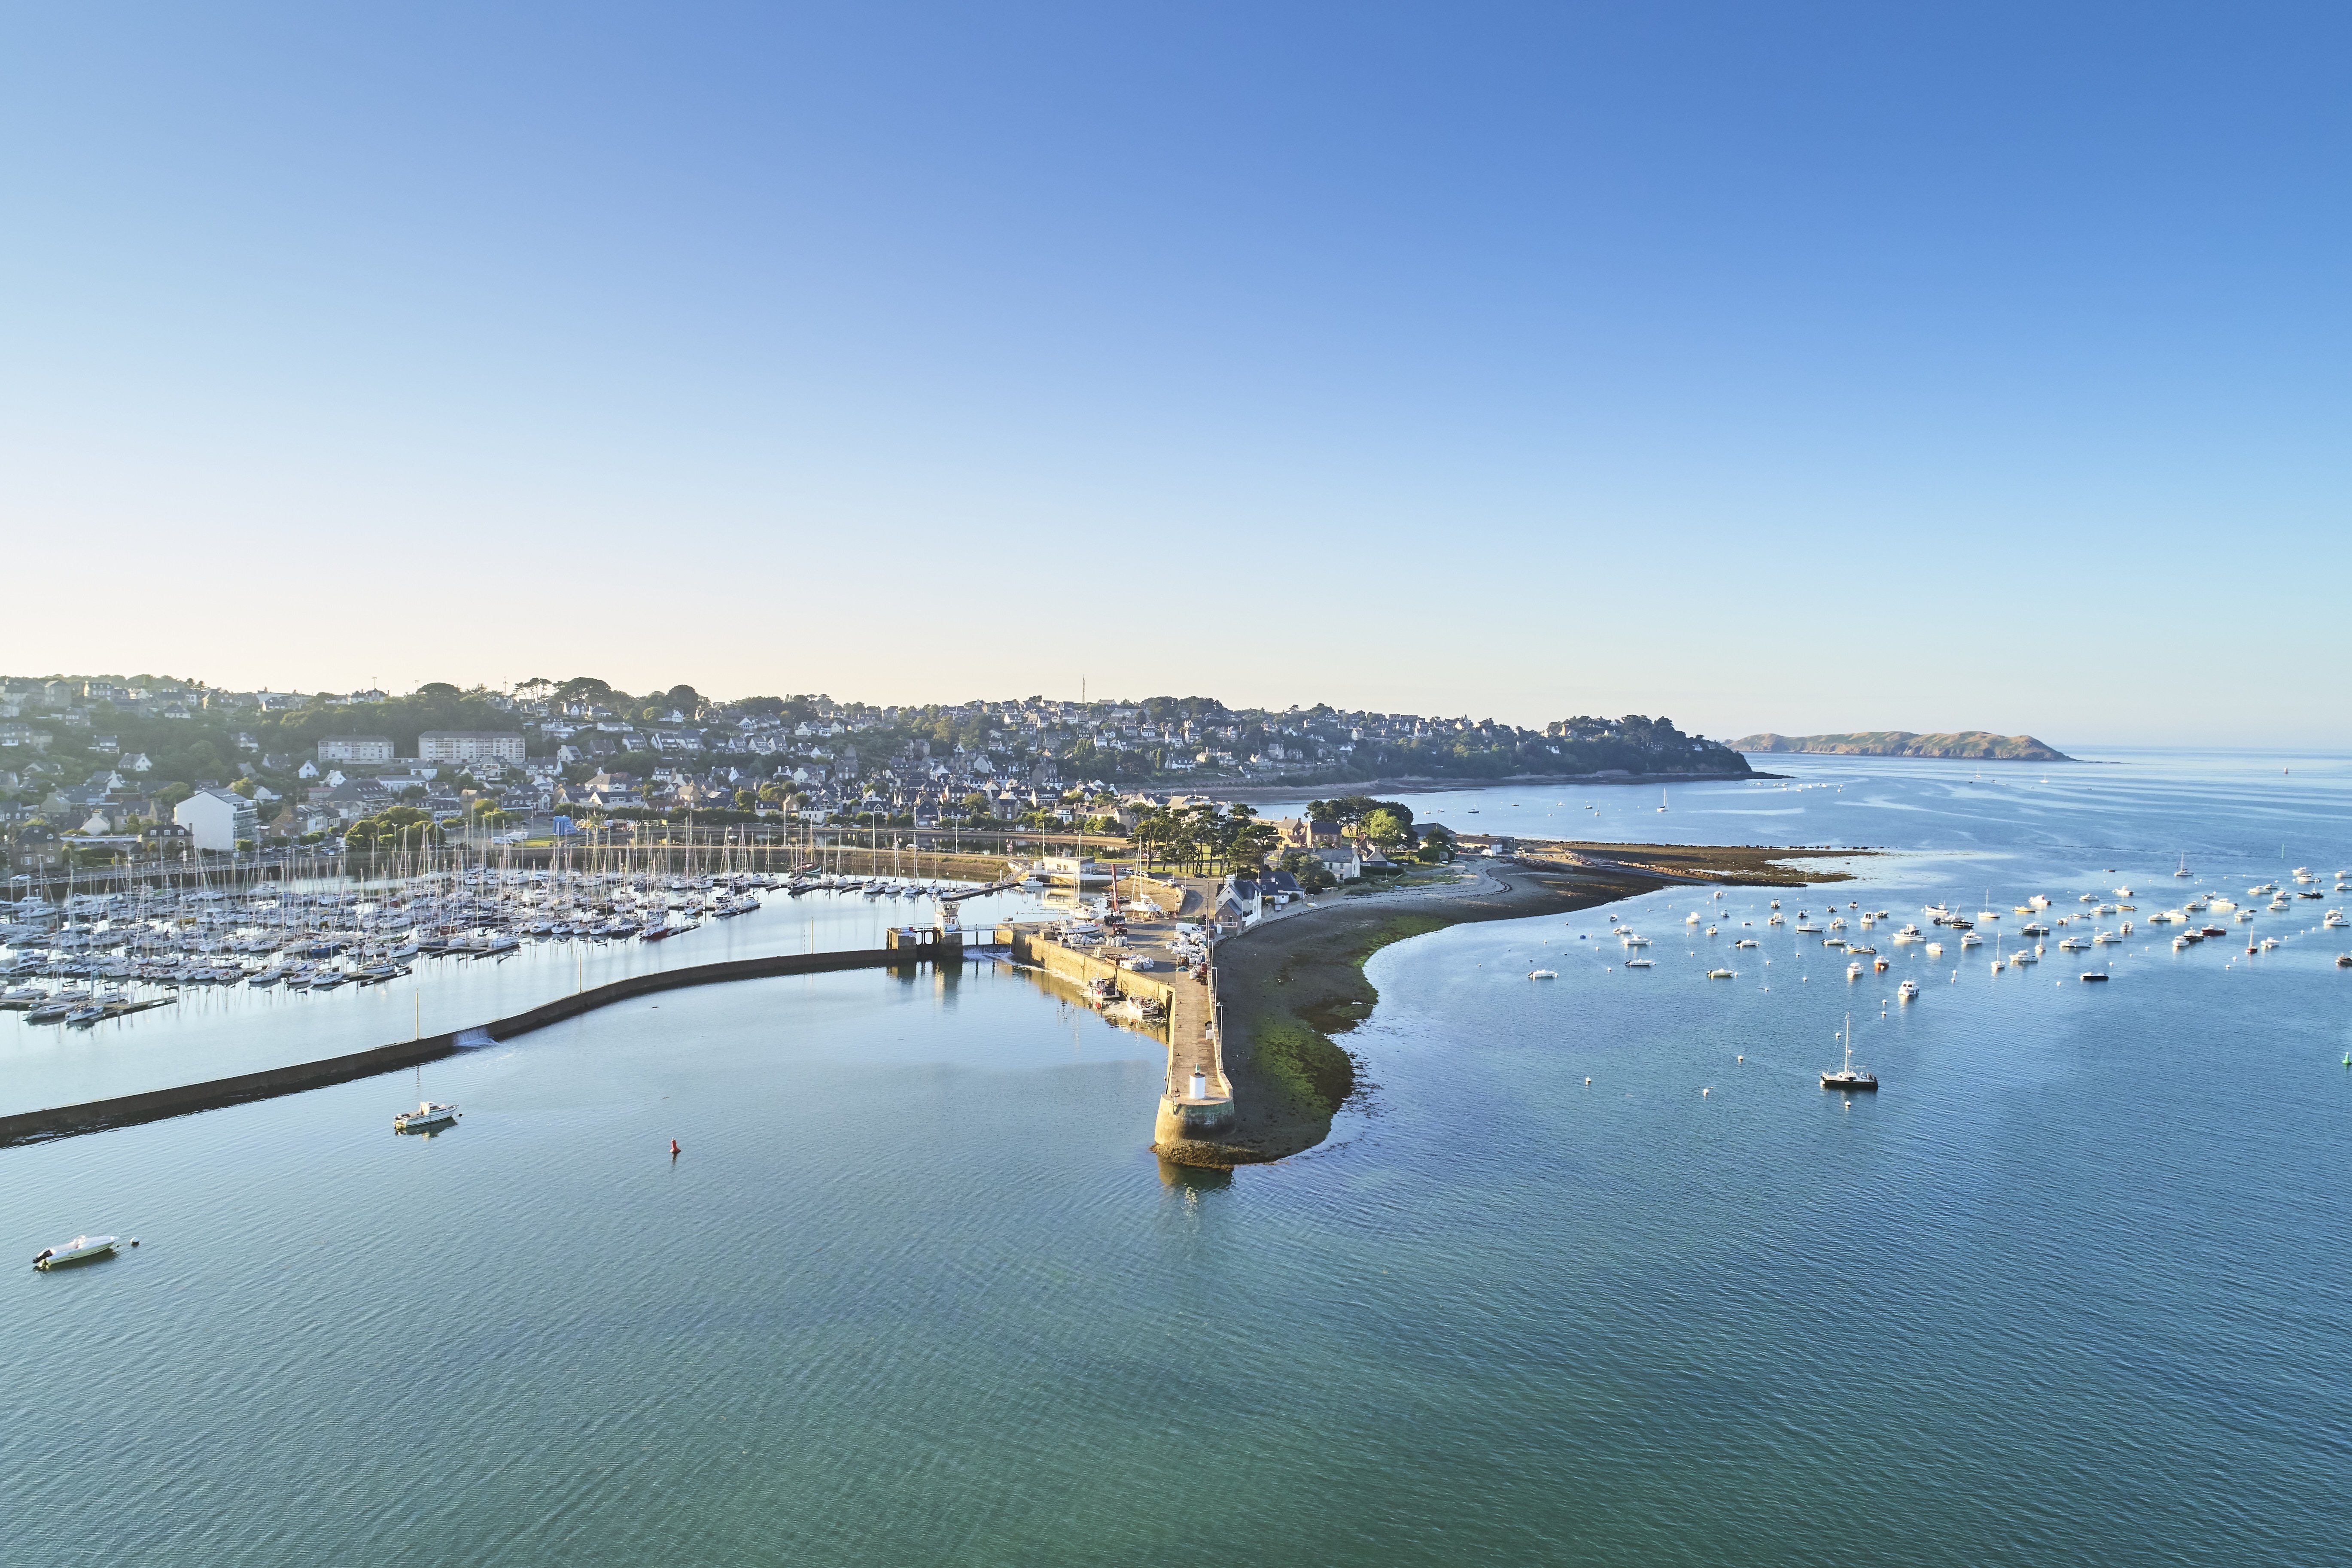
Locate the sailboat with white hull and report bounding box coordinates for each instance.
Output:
[1821,1014,1878,1091]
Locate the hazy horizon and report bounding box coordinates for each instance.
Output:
[5,6,2345,746]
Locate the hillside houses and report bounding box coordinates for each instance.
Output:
[3,674,1749,859]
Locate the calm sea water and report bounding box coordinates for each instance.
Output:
[7,750,2350,1565]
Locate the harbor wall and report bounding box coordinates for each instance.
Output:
[1007,930,1179,1017]
[0,945,922,1149]
[1006,923,1232,1149]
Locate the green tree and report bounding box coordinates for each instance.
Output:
[1279,848,1336,893]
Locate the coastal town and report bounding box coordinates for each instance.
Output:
[2,673,1750,873]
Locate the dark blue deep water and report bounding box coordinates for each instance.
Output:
[7,750,2349,1564]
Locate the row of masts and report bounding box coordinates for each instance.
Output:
[3,814,995,990]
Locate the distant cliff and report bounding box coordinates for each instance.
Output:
[1735,730,2072,762]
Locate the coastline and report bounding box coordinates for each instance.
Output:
[1205,768,1773,803]
[1167,847,1862,1167]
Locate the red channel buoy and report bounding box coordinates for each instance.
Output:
[669,1140,681,1157]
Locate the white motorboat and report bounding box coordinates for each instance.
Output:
[1734,939,1759,948]
[1622,957,1653,969]
[33,1234,133,1270]
[1846,960,1864,980]
[394,1100,460,1133]
[1959,931,1982,948]
[1528,968,1558,980]
[1897,980,1919,1000]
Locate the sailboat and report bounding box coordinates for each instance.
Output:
[1657,787,1668,813]
[2175,852,2190,878]
[1821,1014,1878,1091]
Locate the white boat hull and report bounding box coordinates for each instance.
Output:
[34,1234,125,1270]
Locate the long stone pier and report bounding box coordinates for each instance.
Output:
[1000,920,1232,1147]
[0,944,929,1148]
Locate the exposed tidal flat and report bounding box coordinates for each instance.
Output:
[9,749,2352,1564]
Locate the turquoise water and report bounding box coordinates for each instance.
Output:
[8,751,2350,1564]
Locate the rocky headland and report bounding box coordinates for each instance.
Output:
[1735,730,2070,761]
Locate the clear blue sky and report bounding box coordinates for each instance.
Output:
[5,4,2345,746]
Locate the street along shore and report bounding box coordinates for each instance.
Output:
[1168,846,1862,1168]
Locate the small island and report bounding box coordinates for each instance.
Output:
[1734,730,2071,762]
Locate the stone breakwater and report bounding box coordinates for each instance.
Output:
[0,946,919,1148]
[1002,927,1231,1152]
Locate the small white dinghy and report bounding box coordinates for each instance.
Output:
[34,1234,134,1270]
